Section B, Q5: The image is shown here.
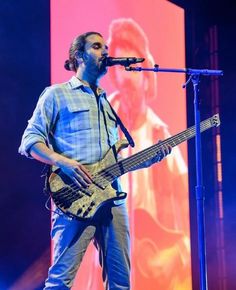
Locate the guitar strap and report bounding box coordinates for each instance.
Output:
[104,97,135,148]
[42,164,51,195]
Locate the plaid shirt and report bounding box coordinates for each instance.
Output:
[19,76,119,165]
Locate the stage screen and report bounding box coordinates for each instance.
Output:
[50,0,191,289]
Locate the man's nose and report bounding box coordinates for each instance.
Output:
[101,50,108,57]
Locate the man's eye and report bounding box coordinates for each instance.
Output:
[93,44,101,49]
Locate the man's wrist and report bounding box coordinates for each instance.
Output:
[50,152,67,167]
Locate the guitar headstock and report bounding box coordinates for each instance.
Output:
[211,113,221,127]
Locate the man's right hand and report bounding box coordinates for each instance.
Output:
[55,157,93,189]
[30,142,93,189]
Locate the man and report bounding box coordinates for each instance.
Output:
[107,19,191,290]
[19,31,170,290]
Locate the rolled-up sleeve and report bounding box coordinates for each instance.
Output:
[18,87,58,158]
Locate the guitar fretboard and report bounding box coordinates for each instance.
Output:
[96,114,220,183]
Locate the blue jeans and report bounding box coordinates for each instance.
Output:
[44,203,130,289]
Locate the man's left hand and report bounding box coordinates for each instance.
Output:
[155,141,172,163]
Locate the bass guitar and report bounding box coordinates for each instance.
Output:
[48,114,220,220]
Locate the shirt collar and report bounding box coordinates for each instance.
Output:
[69,76,106,96]
[69,76,85,89]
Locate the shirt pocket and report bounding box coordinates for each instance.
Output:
[67,103,91,131]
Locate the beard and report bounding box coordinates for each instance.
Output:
[84,56,108,78]
[98,60,108,76]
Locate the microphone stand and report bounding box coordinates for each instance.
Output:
[126,65,223,290]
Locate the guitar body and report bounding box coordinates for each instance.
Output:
[48,140,129,220]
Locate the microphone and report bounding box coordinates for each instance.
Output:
[101,57,145,67]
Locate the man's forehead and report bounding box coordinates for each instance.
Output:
[86,34,105,45]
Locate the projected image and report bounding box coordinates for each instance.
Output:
[50,1,191,289]
[108,18,190,290]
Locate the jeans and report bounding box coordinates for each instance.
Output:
[44,203,130,290]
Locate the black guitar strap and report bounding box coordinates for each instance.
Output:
[105,97,135,148]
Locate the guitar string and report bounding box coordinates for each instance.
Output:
[54,118,215,203]
[97,119,213,181]
[93,118,214,182]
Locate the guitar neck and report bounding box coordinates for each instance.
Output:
[99,114,220,181]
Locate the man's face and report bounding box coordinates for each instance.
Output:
[82,34,108,76]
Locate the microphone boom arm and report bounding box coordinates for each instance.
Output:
[102,57,145,67]
[125,64,223,76]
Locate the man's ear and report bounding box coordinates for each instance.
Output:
[77,51,83,58]
[76,51,88,64]
[75,51,84,65]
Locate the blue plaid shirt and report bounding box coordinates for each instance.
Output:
[19,76,119,165]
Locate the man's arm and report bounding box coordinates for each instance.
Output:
[30,142,92,188]
[19,87,92,188]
